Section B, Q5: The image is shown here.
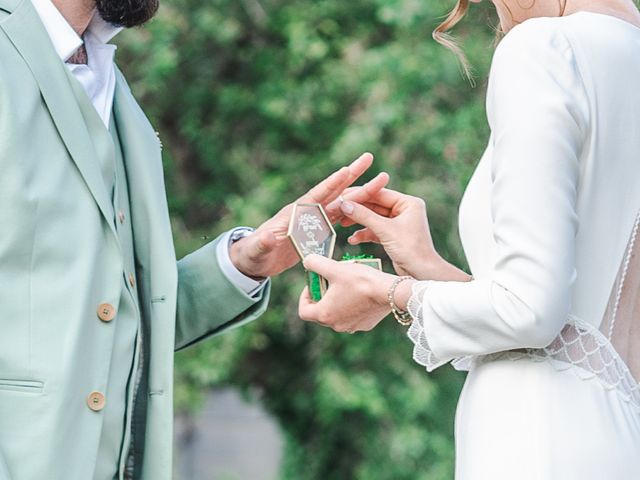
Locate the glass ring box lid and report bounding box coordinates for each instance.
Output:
[287,203,336,301]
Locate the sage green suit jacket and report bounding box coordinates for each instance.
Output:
[0,1,269,478]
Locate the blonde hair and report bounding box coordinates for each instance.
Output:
[434,0,570,81]
[433,0,472,79]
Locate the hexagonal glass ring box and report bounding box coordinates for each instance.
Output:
[287,203,336,301]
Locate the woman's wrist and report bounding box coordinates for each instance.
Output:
[409,252,472,282]
[390,277,415,312]
[374,273,400,309]
[375,273,415,312]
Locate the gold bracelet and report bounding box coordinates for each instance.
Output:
[388,276,413,326]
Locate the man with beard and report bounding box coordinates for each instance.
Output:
[0,0,386,478]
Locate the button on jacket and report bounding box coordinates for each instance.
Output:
[0,0,271,478]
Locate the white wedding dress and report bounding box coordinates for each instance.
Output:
[407,13,640,479]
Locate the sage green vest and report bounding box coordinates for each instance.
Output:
[69,74,148,478]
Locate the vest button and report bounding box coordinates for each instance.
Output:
[128,273,136,288]
[87,391,106,411]
[97,303,116,322]
[118,211,125,224]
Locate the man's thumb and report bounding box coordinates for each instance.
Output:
[257,230,277,254]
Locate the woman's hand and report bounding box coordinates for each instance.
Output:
[339,189,439,279]
[297,254,415,333]
[339,189,472,282]
[229,153,389,279]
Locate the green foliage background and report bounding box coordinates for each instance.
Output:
[117,0,497,477]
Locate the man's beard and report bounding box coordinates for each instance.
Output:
[95,0,159,28]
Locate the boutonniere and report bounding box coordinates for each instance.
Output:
[155,131,163,151]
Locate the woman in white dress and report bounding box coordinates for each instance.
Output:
[299,0,640,477]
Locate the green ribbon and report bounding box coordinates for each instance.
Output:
[341,253,375,261]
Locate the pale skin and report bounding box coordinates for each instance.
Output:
[52,0,96,35]
[482,0,640,32]
[298,0,640,333]
[227,155,391,280]
[53,0,391,281]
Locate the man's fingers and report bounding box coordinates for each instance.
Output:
[345,172,389,203]
[303,167,348,204]
[303,153,374,205]
[325,172,389,222]
[346,152,374,178]
[302,254,341,282]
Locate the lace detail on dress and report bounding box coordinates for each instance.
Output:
[407,294,640,410]
[406,280,481,372]
[483,209,640,411]
[406,281,443,372]
[479,316,640,411]
[405,208,640,413]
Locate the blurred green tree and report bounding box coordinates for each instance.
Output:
[117,0,497,477]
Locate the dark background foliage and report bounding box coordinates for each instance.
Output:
[117,1,496,477]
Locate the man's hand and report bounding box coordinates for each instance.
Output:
[229,152,389,279]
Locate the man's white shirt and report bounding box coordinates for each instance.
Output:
[31,0,265,296]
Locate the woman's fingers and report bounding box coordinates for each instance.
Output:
[339,200,387,233]
[298,287,321,322]
[358,188,405,209]
[339,202,392,227]
[302,254,342,282]
[345,172,390,203]
[347,228,380,245]
[337,188,406,226]
[325,172,389,222]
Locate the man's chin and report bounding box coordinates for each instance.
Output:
[96,0,160,28]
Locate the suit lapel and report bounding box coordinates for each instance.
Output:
[112,69,176,299]
[0,0,117,238]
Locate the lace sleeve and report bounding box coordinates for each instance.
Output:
[407,281,474,372]
[406,281,444,372]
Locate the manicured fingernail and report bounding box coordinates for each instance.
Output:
[341,201,354,215]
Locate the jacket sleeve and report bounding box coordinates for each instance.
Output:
[174,234,270,351]
[0,451,11,479]
[408,21,589,371]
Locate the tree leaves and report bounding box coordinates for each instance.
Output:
[117,1,496,477]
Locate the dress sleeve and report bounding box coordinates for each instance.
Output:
[408,21,589,371]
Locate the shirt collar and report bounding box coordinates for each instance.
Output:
[30,0,123,62]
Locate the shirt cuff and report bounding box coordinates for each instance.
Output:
[216,227,268,298]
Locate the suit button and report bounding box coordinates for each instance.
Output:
[87,391,105,411]
[97,303,116,322]
[128,273,135,288]
[118,211,125,224]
